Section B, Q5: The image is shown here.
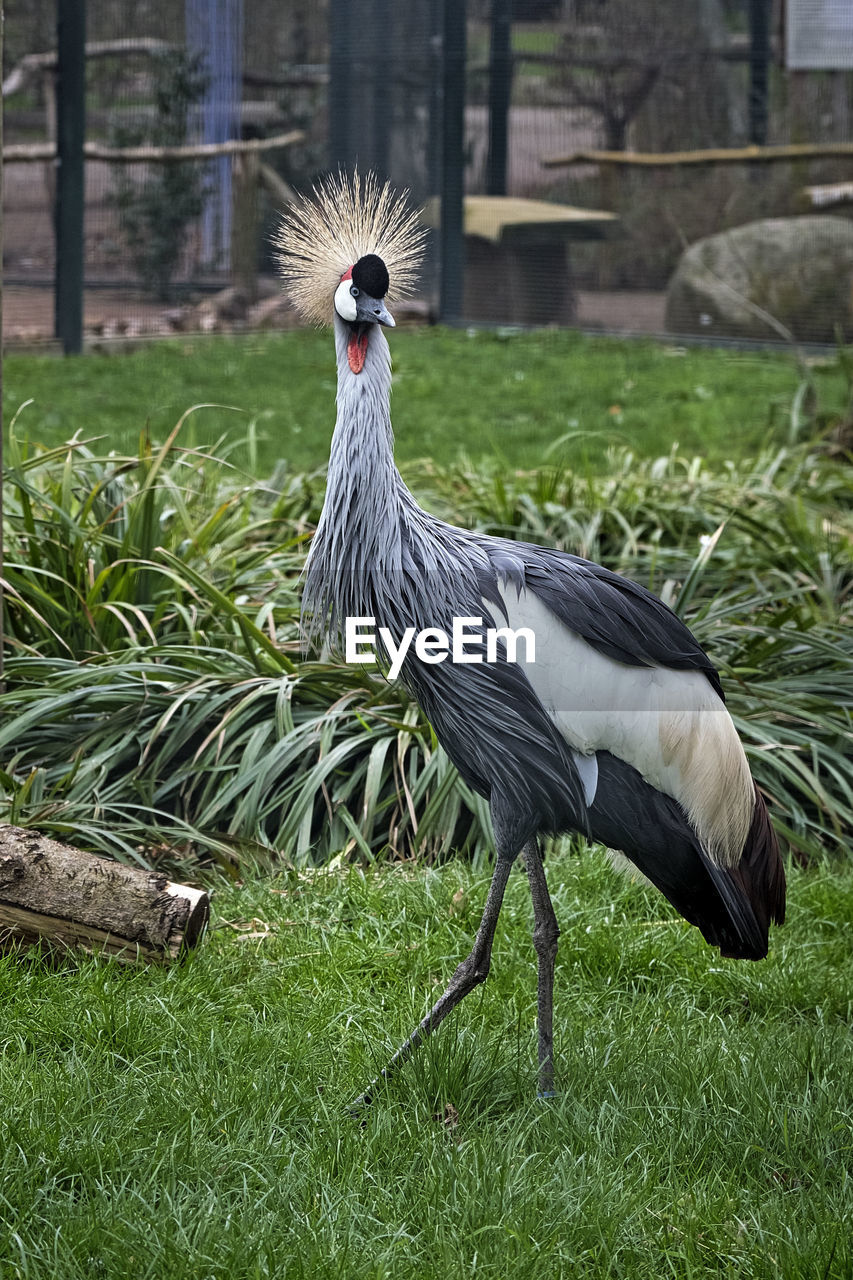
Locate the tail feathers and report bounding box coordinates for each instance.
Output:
[694,853,767,958]
[714,785,786,959]
[587,754,785,961]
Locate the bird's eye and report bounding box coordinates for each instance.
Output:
[350,285,360,297]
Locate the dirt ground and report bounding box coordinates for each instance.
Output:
[465,104,601,193]
[577,289,666,335]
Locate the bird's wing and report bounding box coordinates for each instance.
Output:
[484,538,723,696]
[478,539,754,867]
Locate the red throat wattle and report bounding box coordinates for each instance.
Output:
[347,329,369,374]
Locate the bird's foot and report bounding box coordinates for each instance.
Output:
[347,1090,374,1124]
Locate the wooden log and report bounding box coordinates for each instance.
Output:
[3,39,177,97]
[258,161,296,207]
[542,142,853,169]
[2,129,305,165]
[232,148,260,304]
[0,825,209,963]
[517,34,778,70]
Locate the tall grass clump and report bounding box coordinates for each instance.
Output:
[0,414,318,658]
[0,424,488,867]
[0,421,850,869]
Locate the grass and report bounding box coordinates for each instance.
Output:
[2,330,852,1275]
[4,328,847,476]
[468,19,561,80]
[1,852,851,1278]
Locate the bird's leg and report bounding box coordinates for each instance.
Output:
[351,854,514,1111]
[523,839,560,1097]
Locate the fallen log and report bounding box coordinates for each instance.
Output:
[0,826,209,963]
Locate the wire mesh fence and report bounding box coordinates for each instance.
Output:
[3,0,853,346]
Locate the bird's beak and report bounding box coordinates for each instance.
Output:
[355,293,395,328]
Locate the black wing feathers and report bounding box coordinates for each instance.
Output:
[588,753,771,959]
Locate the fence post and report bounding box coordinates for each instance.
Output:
[749,0,770,147]
[54,0,86,355]
[232,148,260,303]
[371,0,391,179]
[486,0,512,196]
[439,0,466,326]
[329,0,352,168]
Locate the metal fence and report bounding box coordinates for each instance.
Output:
[3,0,853,348]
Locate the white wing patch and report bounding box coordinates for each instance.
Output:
[487,582,754,867]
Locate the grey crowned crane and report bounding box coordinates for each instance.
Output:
[276,173,785,1103]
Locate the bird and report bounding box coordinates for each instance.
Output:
[276,172,786,1104]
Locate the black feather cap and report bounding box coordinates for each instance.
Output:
[352,253,390,299]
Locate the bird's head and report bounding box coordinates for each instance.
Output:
[334,253,394,374]
[275,171,424,374]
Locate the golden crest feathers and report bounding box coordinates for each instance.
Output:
[275,171,426,326]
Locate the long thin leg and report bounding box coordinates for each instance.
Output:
[523,839,560,1097]
[352,854,514,1110]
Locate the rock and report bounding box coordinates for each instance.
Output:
[254,275,281,300]
[101,317,130,339]
[665,216,853,343]
[196,303,219,333]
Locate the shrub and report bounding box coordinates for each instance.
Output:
[1,428,850,868]
[110,51,208,301]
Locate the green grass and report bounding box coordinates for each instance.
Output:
[1,853,851,1278]
[469,20,561,79]
[2,333,852,1275]
[4,328,844,476]
[512,24,561,56]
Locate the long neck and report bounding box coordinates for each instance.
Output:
[304,317,488,649]
[323,316,403,564]
[330,314,396,489]
[303,317,406,637]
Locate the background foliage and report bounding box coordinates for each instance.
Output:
[109,51,209,300]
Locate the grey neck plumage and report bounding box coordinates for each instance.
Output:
[302,316,493,653]
[302,316,406,645]
[326,317,403,564]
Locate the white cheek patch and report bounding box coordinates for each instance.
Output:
[334,278,358,323]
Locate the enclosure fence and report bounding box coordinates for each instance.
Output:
[3,0,853,348]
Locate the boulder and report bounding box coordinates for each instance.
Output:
[665,216,853,343]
